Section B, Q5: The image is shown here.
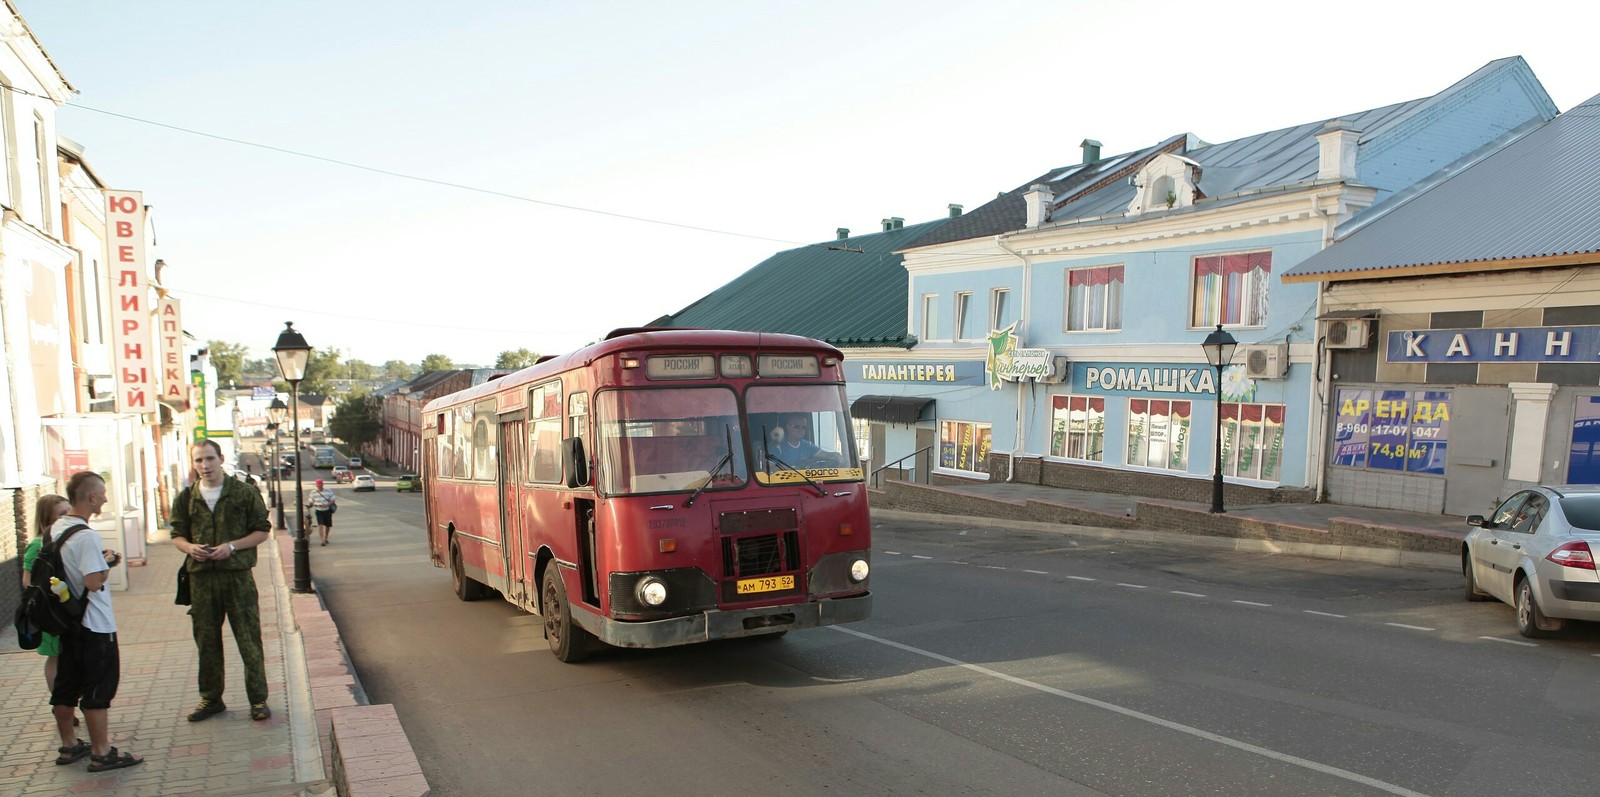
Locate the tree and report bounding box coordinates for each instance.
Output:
[420,353,454,372]
[382,360,415,381]
[208,340,249,387]
[330,393,382,450]
[495,348,540,369]
[277,348,342,395]
[346,359,378,380]
[242,358,278,380]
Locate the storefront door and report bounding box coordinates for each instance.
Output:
[1444,387,1511,517]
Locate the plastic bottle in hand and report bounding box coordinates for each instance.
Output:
[49,576,71,602]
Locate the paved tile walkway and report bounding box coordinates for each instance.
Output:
[1,525,331,797]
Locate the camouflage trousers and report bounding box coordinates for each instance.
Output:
[188,569,268,706]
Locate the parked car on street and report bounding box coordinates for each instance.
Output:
[353,474,376,492]
[349,456,363,469]
[332,465,353,483]
[396,474,420,492]
[1463,484,1600,637]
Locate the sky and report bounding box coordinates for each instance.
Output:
[14,0,1599,367]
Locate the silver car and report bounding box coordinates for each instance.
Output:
[1463,484,1600,637]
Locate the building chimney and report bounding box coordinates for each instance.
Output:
[948,203,963,218]
[1316,120,1361,181]
[1081,138,1102,165]
[1024,184,1054,228]
[836,227,849,240]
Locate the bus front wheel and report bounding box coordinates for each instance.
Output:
[450,540,486,602]
[542,568,593,663]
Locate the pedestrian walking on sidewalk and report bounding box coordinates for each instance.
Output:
[49,471,143,772]
[22,494,70,696]
[170,439,273,723]
[307,478,336,546]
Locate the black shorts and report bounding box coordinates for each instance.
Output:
[315,509,334,526]
[51,630,120,710]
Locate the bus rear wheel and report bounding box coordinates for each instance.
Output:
[450,540,486,602]
[542,568,593,663]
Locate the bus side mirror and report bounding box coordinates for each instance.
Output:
[563,437,589,488]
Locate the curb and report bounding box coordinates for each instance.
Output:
[272,531,430,797]
[872,508,1458,571]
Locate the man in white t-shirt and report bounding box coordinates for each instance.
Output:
[48,471,142,772]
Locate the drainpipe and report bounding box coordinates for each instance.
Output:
[1307,190,1340,501]
[996,234,1031,482]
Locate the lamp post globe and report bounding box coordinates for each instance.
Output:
[1201,324,1238,514]
[273,322,314,593]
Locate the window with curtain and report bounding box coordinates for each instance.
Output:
[1066,265,1124,331]
[1126,399,1191,471]
[1050,395,1106,461]
[1191,252,1271,327]
[1221,402,1285,481]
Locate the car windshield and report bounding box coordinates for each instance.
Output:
[746,383,860,485]
[596,387,747,496]
[1560,495,1600,531]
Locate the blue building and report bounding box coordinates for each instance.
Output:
[866,57,1556,504]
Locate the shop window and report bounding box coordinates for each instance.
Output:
[1330,388,1450,474]
[1126,399,1191,471]
[1191,252,1270,328]
[1066,265,1123,331]
[939,420,991,474]
[853,417,871,462]
[1221,403,1285,482]
[921,294,940,341]
[1050,395,1105,462]
[1568,395,1600,484]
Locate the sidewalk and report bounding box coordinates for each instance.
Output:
[0,527,331,797]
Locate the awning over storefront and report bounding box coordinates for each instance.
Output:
[850,395,935,425]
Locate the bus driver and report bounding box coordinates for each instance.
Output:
[772,413,821,461]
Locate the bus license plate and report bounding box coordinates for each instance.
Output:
[736,575,794,594]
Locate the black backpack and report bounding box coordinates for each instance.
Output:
[17,524,91,639]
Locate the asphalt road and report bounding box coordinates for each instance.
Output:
[303,479,1600,797]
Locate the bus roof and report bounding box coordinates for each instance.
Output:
[423,328,841,413]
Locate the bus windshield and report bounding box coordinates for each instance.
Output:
[596,387,748,496]
[747,383,860,484]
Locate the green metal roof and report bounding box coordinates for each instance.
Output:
[651,218,950,348]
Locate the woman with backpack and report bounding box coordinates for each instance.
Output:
[21,495,72,706]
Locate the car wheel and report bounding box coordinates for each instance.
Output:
[450,540,486,602]
[1463,553,1490,602]
[1515,577,1564,638]
[542,567,593,663]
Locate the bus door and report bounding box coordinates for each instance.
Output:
[499,419,530,607]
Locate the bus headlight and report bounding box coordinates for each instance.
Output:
[848,558,870,583]
[638,577,668,606]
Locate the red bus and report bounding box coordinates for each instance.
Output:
[421,328,872,661]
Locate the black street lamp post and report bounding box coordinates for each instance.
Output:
[268,400,289,531]
[1202,323,1238,514]
[273,322,314,593]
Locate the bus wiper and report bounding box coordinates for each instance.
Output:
[762,425,828,497]
[685,424,736,507]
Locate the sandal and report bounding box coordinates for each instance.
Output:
[86,746,143,772]
[55,739,90,765]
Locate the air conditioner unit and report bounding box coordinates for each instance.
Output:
[1325,318,1370,349]
[1241,344,1288,379]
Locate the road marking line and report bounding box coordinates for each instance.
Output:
[1481,636,1538,647]
[983,565,1007,570]
[1304,610,1346,618]
[959,530,969,535]
[1023,569,1049,575]
[1116,583,1148,589]
[1066,575,1096,582]
[1385,623,1436,632]
[883,551,902,555]
[950,561,971,566]
[912,555,933,560]
[1233,600,1271,607]
[1171,591,1207,598]
[829,626,1434,797]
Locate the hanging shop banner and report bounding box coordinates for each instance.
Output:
[192,371,209,441]
[107,190,156,414]
[850,359,985,385]
[1387,326,1600,363]
[985,324,1059,389]
[157,296,188,409]
[1571,396,1600,485]
[1330,388,1450,474]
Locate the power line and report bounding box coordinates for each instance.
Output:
[166,286,555,336]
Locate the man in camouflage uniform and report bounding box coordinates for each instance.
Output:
[169,440,273,722]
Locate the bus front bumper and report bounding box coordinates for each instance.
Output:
[577,592,872,649]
